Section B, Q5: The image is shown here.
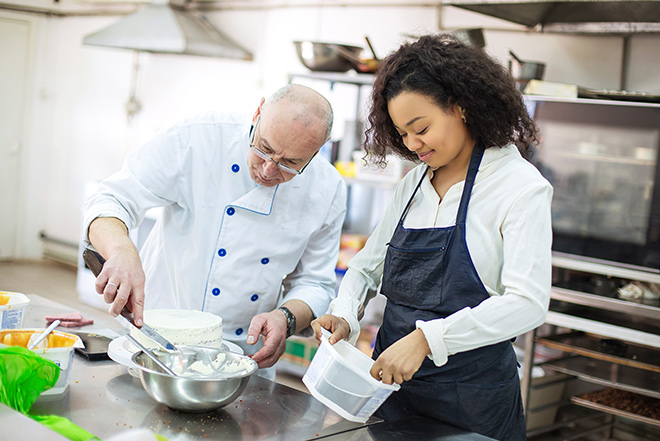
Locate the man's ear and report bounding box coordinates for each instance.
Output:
[252,97,266,123]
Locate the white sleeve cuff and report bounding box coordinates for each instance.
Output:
[416,319,449,367]
[329,297,362,345]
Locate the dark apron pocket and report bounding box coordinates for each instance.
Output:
[382,247,446,309]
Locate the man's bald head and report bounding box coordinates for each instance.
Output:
[262,84,333,141]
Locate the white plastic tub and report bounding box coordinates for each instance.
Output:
[0,291,30,330]
[302,331,400,423]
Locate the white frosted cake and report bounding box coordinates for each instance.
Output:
[130,309,223,349]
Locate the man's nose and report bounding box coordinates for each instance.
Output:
[262,159,280,176]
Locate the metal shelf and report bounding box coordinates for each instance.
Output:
[552,253,660,285]
[551,287,660,321]
[572,389,660,428]
[536,332,660,372]
[543,355,660,399]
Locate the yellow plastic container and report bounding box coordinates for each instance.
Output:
[0,329,84,395]
[0,291,30,330]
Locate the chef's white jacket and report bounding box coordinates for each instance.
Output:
[84,111,347,356]
[330,144,553,367]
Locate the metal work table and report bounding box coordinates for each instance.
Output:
[11,294,493,440]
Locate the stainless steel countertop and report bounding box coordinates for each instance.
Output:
[13,294,493,440]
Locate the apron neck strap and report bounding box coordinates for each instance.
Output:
[456,144,484,225]
[398,166,430,224]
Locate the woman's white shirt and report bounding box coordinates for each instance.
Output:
[330,144,553,367]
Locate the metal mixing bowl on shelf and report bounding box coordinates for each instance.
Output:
[293,41,363,72]
[132,346,258,413]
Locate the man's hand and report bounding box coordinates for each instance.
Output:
[370,328,430,385]
[246,310,288,368]
[311,314,350,345]
[89,217,146,326]
[246,300,313,369]
[95,249,146,325]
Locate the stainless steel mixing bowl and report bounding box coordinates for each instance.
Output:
[132,346,258,413]
[293,41,363,72]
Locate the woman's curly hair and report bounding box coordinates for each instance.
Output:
[365,33,539,166]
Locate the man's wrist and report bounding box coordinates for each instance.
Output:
[278,306,296,338]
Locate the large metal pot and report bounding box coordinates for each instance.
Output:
[293,41,363,72]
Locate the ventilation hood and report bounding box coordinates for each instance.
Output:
[83,2,252,59]
[442,0,660,34]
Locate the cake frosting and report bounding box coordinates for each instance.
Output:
[130,309,223,349]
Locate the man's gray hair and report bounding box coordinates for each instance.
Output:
[263,84,334,140]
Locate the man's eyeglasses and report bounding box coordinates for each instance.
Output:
[249,116,317,175]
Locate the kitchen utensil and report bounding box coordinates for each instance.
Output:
[82,248,105,278]
[83,248,179,352]
[74,333,111,361]
[365,36,379,60]
[28,320,60,350]
[508,48,524,64]
[115,314,178,353]
[293,41,363,72]
[328,43,379,73]
[126,333,179,376]
[132,346,258,412]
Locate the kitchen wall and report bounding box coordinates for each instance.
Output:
[1,1,659,260]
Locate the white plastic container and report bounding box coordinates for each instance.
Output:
[0,329,84,395]
[0,291,30,330]
[302,331,400,423]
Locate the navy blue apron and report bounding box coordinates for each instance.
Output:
[373,145,526,441]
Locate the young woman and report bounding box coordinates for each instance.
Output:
[311,34,553,440]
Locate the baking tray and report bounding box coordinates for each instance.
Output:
[536,332,660,373]
[571,389,660,428]
[543,356,660,399]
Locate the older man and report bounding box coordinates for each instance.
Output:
[84,84,347,378]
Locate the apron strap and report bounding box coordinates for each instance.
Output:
[398,166,430,225]
[456,144,484,225]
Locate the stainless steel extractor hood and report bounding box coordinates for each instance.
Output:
[83,1,252,59]
[441,0,660,34]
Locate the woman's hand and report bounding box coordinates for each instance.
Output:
[370,329,430,385]
[311,314,350,345]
